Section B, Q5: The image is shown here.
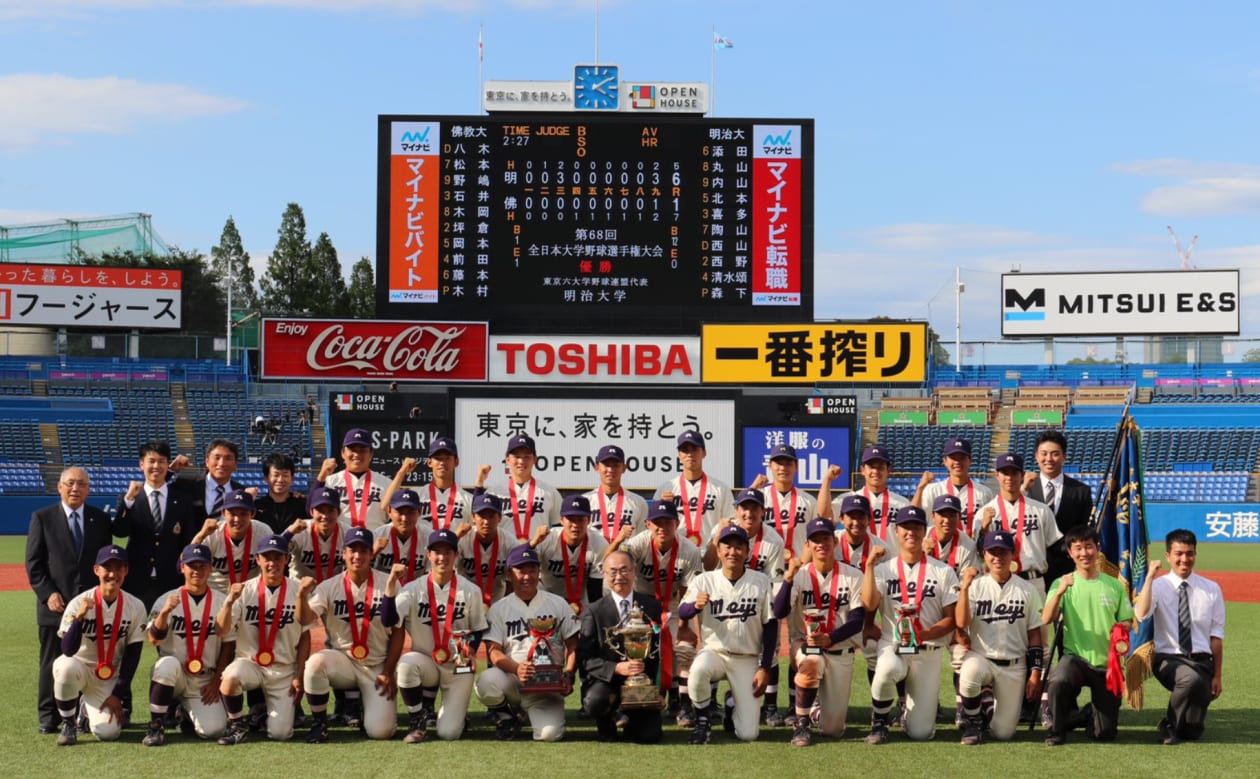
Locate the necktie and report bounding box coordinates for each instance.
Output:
[1178,581,1193,654]
[211,484,225,516]
[69,510,83,554]
[1044,481,1057,512]
[151,490,163,527]
[619,598,630,622]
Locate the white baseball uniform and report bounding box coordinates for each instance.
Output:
[761,485,818,559]
[419,483,474,532]
[535,528,607,614]
[584,487,649,543]
[709,524,788,584]
[621,531,704,677]
[457,527,517,606]
[204,520,272,593]
[147,586,230,738]
[287,519,352,581]
[654,473,734,547]
[833,488,910,543]
[785,561,864,736]
[487,477,563,544]
[925,529,981,579]
[921,478,995,540]
[54,588,147,741]
[835,532,890,667]
[323,468,392,530]
[959,573,1045,739]
[977,494,1061,588]
[371,524,433,584]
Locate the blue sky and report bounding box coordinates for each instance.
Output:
[3,0,1260,357]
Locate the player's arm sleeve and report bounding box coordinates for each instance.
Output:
[771,578,794,619]
[677,580,701,620]
[380,594,398,627]
[830,606,866,644]
[760,619,779,671]
[60,616,84,656]
[115,641,143,689]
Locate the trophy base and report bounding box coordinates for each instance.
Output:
[895,645,920,655]
[521,664,568,694]
[453,664,474,675]
[801,647,823,656]
[620,681,662,710]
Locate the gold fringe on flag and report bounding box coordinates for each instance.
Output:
[1125,641,1154,710]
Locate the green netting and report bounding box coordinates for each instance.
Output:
[0,213,170,263]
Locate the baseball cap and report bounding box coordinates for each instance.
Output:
[943,438,972,457]
[717,525,750,545]
[222,490,255,512]
[342,428,373,449]
[179,544,212,565]
[428,436,458,458]
[255,534,289,555]
[932,494,963,514]
[982,530,1016,552]
[805,517,836,538]
[390,489,421,510]
[769,444,797,461]
[839,494,871,516]
[343,527,374,549]
[505,434,536,456]
[505,543,540,568]
[428,529,459,550]
[735,488,765,507]
[676,430,706,450]
[95,545,128,566]
[560,494,592,518]
[892,506,928,526]
[308,487,341,511]
[647,500,678,523]
[995,452,1025,471]
[472,493,502,515]
[861,445,892,465]
[596,444,625,463]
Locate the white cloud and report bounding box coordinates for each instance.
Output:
[1112,158,1260,217]
[0,74,245,151]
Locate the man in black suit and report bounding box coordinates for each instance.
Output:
[1024,429,1094,585]
[170,438,245,522]
[24,467,114,733]
[578,549,663,744]
[113,441,198,610]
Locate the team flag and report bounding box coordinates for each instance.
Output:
[713,31,733,49]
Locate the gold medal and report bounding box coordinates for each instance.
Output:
[432,647,450,664]
[571,602,582,615]
[688,533,700,546]
[1009,560,1020,573]
[185,658,204,675]
[94,664,114,681]
[255,650,274,667]
[784,548,793,561]
[351,644,368,660]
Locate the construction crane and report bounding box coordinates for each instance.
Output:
[1167,225,1198,269]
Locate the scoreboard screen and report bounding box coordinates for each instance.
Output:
[376,114,813,333]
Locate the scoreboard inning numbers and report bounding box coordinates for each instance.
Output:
[376,115,814,334]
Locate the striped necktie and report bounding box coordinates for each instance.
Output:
[1177,581,1193,654]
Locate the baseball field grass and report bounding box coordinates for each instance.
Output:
[3,536,1259,777]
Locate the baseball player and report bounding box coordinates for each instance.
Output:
[142,543,232,746]
[927,494,981,578]
[477,544,579,741]
[821,491,890,690]
[486,434,562,545]
[391,529,489,742]
[457,493,517,607]
[51,545,147,746]
[861,506,960,744]
[194,490,273,594]
[316,428,392,530]
[955,530,1045,744]
[370,488,432,586]
[913,437,995,539]
[833,445,910,543]
[215,534,316,744]
[532,495,608,615]
[754,443,818,559]
[773,518,865,746]
[303,527,402,742]
[653,430,734,550]
[283,487,350,582]
[606,499,704,725]
[382,437,475,532]
[584,444,649,543]
[679,525,778,744]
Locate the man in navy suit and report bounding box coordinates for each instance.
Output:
[170,438,245,522]
[578,549,663,743]
[113,441,198,610]
[1023,430,1094,585]
[25,467,113,733]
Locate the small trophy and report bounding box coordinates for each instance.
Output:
[801,609,826,656]
[895,606,920,655]
[450,630,474,676]
[522,616,568,693]
[608,605,662,710]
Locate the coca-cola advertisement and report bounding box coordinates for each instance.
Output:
[260,318,489,381]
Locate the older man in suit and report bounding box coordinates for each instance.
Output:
[1023,430,1093,585]
[578,549,663,743]
[25,467,114,733]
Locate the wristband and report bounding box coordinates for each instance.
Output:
[1026,646,1044,672]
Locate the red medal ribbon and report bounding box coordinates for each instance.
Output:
[224,523,252,586]
[391,528,419,584]
[474,534,499,606]
[93,587,124,680]
[866,488,892,539]
[749,529,765,572]
[342,573,374,661]
[678,475,707,545]
[651,538,679,689]
[180,587,212,674]
[256,579,287,666]
[770,488,798,559]
[346,472,372,528]
[311,524,340,582]
[560,534,589,614]
[597,489,625,543]
[508,478,537,542]
[895,557,929,636]
[426,574,459,660]
[927,528,961,570]
[429,483,457,531]
[841,536,872,571]
[808,561,842,632]
[946,480,978,537]
[997,496,1026,572]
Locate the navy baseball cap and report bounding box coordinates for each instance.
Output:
[676,430,706,450]
[648,500,678,523]
[805,517,836,538]
[428,529,459,550]
[309,487,341,511]
[892,506,928,526]
[390,489,421,509]
[428,436,458,458]
[995,452,1024,471]
[861,445,891,465]
[735,488,765,507]
[717,525,750,545]
[255,534,289,554]
[505,543,540,568]
[839,494,871,516]
[472,493,502,514]
[769,444,797,461]
[596,444,625,463]
[343,527,374,549]
[943,438,972,457]
[95,544,128,566]
[342,428,373,448]
[179,544,212,565]
[982,530,1016,552]
[560,494,592,518]
[932,494,963,514]
[222,490,255,512]
[505,434,536,455]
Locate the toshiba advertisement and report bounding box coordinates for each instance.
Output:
[260,318,489,381]
[488,335,700,384]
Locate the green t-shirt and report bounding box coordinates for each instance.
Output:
[1050,572,1134,667]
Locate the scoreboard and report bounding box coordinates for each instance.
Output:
[376,114,814,334]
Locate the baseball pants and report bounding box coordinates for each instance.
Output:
[304,649,397,740]
[397,651,475,740]
[150,655,228,738]
[958,652,1025,740]
[793,644,856,737]
[871,644,944,740]
[51,656,124,741]
[475,667,566,741]
[688,649,762,741]
[221,659,299,741]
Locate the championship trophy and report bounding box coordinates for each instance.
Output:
[895,606,920,655]
[450,630,475,676]
[801,609,826,656]
[607,605,662,710]
[522,616,568,693]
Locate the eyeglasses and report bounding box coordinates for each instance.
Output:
[60,480,89,488]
